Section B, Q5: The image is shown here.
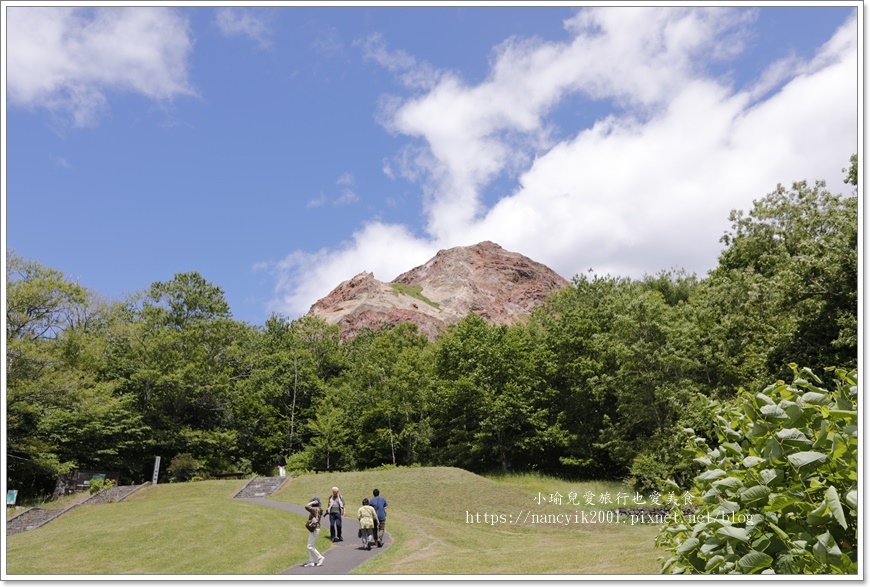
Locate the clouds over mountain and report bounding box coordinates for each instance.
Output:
[266,7,857,318]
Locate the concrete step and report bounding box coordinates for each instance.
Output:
[6,484,149,536]
[6,508,64,536]
[81,482,149,506]
[233,476,291,499]
[8,477,278,536]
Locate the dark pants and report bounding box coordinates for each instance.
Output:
[329,512,343,540]
[376,519,386,545]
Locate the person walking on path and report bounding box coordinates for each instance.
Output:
[327,487,346,542]
[236,496,392,574]
[369,488,388,548]
[277,451,287,477]
[303,497,325,567]
[357,498,378,551]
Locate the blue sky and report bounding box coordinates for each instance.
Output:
[3,4,860,326]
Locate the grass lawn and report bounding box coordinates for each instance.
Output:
[5,468,664,576]
[272,467,663,575]
[5,480,328,575]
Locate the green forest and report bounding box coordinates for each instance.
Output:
[6,157,858,508]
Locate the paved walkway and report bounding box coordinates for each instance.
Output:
[238,497,392,575]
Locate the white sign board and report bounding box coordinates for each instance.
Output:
[152,456,161,485]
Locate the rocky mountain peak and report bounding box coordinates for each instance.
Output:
[307,242,569,341]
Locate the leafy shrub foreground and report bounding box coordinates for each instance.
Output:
[657,365,858,574]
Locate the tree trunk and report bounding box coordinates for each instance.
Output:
[388,413,396,466]
[290,355,298,448]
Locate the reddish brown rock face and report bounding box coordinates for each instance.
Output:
[307,241,569,341]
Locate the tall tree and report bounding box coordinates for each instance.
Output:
[7,253,147,495]
[713,177,858,385]
[234,314,337,473]
[106,272,250,475]
[329,322,429,469]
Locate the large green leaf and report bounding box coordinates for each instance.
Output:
[770,494,800,512]
[676,537,700,555]
[751,533,771,552]
[765,518,791,541]
[775,428,810,446]
[749,421,773,437]
[697,469,727,481]
[715,525,749,543]
[760,404,787,419]
[830,434,849,460]
[742,456,765,468]
[783,403,805,426]
[762,438,784,460]
[812,531,843,565]
[755,393,776,406]
[737,551,773,573]
[787,451,827,469]
[845,490,858,511]
[806,500,830,526]
[705,555,726,572]
[699,538,723,556]
[720,441,744,456]
[711,500,740,516]
[713,476,743,490]
[798,392,833,408]
[740,485,771,506]
[825,486,848,530]
[759,468,782,486]
[702,488,722,503]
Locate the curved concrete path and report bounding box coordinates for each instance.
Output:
[238,497,392,575]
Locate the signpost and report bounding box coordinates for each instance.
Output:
[7,490,18,506]
[152,456,161,485]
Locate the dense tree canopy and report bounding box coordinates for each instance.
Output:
[5,157,858,499]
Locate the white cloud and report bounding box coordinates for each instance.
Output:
[309,22,343,56]
[54,156,72,169]
[335,192,359,207]
[266,223,433,318]
[357,32,443,90]
[266,7,857,318]
[358,33,416,72]
[214,8,272,50]
[334,173,359,206]
[307,192,328,209]
[306,173,360,208]
[7,7,195,127]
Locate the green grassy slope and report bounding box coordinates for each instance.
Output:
[5,468,662,576]
[272,467,662,575]
[5,480,325,575]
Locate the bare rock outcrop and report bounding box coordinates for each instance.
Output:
[307,241,569,341]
